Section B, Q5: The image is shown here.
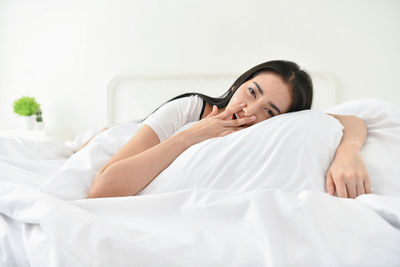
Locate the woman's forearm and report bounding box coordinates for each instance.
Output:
[328,114,367,150]
[88,131,193,198]
[325,114,371,198]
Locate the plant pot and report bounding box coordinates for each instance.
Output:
[35,121,44,130]
[24,115,36,130]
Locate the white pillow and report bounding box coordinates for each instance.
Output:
[326,98,400,197]
[139,110,344,195]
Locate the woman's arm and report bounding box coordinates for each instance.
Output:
[88,127,193,198]
[88,103,254,198]
[325,114,372,198]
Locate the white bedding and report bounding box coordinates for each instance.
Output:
[1,99,400,266]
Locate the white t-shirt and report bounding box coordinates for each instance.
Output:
[142,95,206,142]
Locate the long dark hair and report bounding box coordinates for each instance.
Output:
[140,60,313,122]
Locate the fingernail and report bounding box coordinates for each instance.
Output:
[240,103,246,107]
[250,116,256,121]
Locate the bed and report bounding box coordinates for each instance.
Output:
[1,72,400,267]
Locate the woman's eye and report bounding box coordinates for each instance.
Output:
[265,108,275,117]
[248,88,256,97]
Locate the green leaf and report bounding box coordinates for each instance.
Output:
[13,96,41,116]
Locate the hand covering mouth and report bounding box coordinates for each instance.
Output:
[232,113,246,127]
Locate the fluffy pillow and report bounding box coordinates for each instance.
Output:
[139,110,343,195]
[325,99,400,197]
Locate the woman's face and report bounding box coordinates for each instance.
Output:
[226,71,293,126]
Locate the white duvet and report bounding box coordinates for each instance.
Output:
[1,99,400,267]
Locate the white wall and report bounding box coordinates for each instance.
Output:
[1,0,399,141]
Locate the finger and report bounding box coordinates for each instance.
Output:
[206,105,219,118]
[217,103,246,119]
[356,176,365,196]
[225,115,256,127]
[335,179,348,198]
[325,173,335,196]
[346,181,357,199]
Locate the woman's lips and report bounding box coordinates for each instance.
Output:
[232,113,243,120]
[232,113,247,127]
[233,113,242,119]
[232,113,245,127]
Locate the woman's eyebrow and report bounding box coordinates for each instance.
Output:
[253,81,264,95]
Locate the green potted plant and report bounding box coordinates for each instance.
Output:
[13,96,41,130]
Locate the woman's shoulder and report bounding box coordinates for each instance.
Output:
[143,94,205,142]
[168,94,205,120]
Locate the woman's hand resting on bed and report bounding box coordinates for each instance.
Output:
[182,103,255,145]
[325,114,371,198]
[325,141,372,198]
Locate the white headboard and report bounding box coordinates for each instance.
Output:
[106,72,336,126]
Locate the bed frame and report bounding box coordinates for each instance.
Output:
[106,72,336,126]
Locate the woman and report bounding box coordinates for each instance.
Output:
[88,60,371,199]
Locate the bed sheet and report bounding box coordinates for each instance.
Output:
[2,181,400,267]
[0,138,70,266]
